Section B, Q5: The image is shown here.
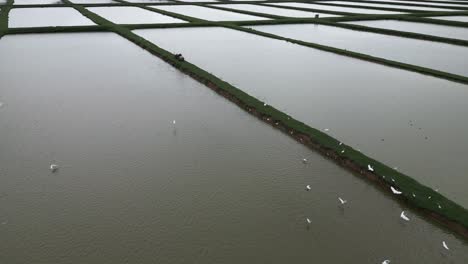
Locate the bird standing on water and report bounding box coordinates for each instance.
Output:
[306,185,311,191]
[50,164,58,173]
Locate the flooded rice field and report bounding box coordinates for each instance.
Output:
[270,2,405,14]
[2,1,468,263]
[211,4,340,18]
[325,1,459,11]
[253,23,468,76]
[346,19,468,42]
[429,15,468,22]
[87,6,186,24]
[135,26,468,208]
[9,7,95,28]
[154,5,270,21]
[1,31,468,264]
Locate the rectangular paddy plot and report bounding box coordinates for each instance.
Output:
[11,0,63,4]
[366,0,468,8]
[270,2,404,14]
[153,5,269,21]
[87,6,185,24]
[324,1,459,11]
[1,32,468,264]
[429,15,468,22]
[345,20,468,42]
[9,7,95,28]
[135,27,468,207]
[211,4,340,18]
[124,0,173,2]
[69,0,116,3]
[259,23,467,76]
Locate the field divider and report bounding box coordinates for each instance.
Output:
[0,0,14,38]
[307,1,451,13]
[259,3,362,17]
[315,0,468,11]
[62,0,468,240]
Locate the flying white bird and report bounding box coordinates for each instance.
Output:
[382,260,391,264]
[306,185,311,191]
[442,241,449,250]
[338,197,347,205]
[306,218,312,224]
[390,186,402,195]
[367,165,374,172]
[50,164,58,172]
[400,211,410,221]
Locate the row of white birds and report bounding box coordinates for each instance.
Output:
[303,159,451,263]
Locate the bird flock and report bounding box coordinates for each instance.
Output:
[303,158,452,262]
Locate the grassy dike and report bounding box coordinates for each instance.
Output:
[60,0,468,239]
[0,0,13,39]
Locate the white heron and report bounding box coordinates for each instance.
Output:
[323,128,329,132]
[390,186,402,195]
[400,211,410,221]
[306,218,312,224]
[339,142,343,146]
[367,164,374,172]
[338,197,347,205]
[306,185,311,191]
[442,241,449,250]
[382,260,391,264]
[341,150,345,154]
[302,158,308,164]
[50,164,58,172]
[172,120,176,125]
[263,103,267,107]
[438,204,442,209]
[412,193,416,198]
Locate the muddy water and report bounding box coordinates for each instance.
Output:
[211,4,339,18]
[154,5,269,21]
[1,32,468,263]
[9,7,95,28]
[135,27,468,209]
[347,19,468,42]
[256,23,468,76]
[87,6,185,24]
[270,2,405,14]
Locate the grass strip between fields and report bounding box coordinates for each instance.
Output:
[0,0,14,38]
[59,0,468,239]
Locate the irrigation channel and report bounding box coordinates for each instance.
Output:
[1,0,468,262]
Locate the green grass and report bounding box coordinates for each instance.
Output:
[0,0,14,38]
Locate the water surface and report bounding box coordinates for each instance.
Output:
[70,0,116,4]
[326,1,458,11]
[154,5,269,21]
[212,3,339,18]
[12,0,63,4]
[429,15,468,22]
[365,0,468,7]
[271,2,404,14]
[347,19,468,41]
[9,7,95,28]
[87,6,185,24]
[260,22,467,76]
[136,26,468,207]
[1,31,468,264]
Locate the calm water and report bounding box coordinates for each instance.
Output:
[135,26,468,208]
[258,23,467,76]
[212,4,339,18]
[369,0,468,7]
[430,15,468,22]
[87,6,185,24]
[70,0,116,4]
[326,1,458,11]
[270,2,404,14]
[12,0,63,4]
[1,32,468,263]
[347,19,468,42]
[154,5,269,21]
[9,7,95,28]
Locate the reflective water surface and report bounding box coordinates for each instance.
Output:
[429,15,468,22]
[326,1,458,11]
[87,6,185,24]
[212,3,339,18]
[1,31,468,264]
[135,27,468,208]
[154,5,269,21]
[9,7,95,28]
[258,23,468,76]
[347,19,468,42]
[271,2,405,14]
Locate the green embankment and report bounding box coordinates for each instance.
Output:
[58,0,468,238]
[0,0,13,38]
